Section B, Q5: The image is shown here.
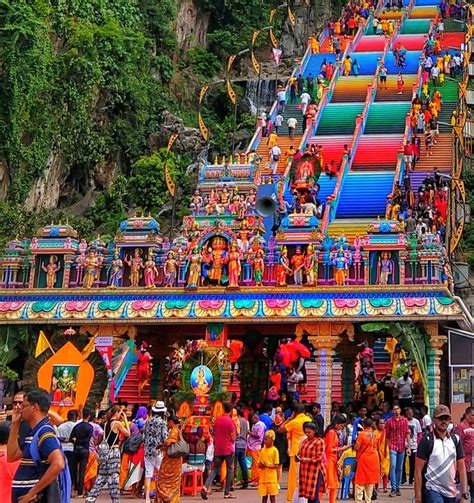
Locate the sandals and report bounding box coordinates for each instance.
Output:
[201,488,209,500]
[224,495,236,499]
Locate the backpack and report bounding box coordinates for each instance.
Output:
[30,424,72,503]
[122,433,143,455]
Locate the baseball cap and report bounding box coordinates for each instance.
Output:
[433,405,451,419]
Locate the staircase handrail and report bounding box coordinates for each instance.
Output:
[286,21,361,172]
[320,81,378,231]
[321,23,395,232]
[393,55,423,189]
[113,340,137,396]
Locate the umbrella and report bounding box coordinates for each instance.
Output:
[287,340,311,359]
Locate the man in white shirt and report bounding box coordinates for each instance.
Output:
[57,409,79,481]
[270,145,281,175]
[287,117,297,139]
[420,405,432,432]
[300,92,311,116]
[274,114,283,134]
[430,66,440,87]
[406,407,422,484]
[277,89,286,113]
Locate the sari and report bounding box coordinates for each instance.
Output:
[156,426,182,503]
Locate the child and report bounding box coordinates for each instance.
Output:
[258,430,280,503]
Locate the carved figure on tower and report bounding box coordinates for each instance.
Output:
[143,251,158,288]
[108,250,123,288]
[276,247,291,286]
[227,242,241,288]
[304,244,318,285]
[291,246,305,286]
[208,237,228,285]
[377,252,394,285]
[186,247,202,289]
[42,255,60,288]
[82,250,102,289]
[125,248,143,287]
[252,249,265,286]
[237,220,251,255]
[164,251,178,287]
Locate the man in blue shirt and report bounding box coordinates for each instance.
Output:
[7,388,64,503]
[259,404,274,431]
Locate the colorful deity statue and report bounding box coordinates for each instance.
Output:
[439,253,454,293]
[144,251,158,288]
[246,188,257,210]
[205,189,217,215]
[333,248,348,286]
[125,248,144,287]
[252,249,265,286]
[227,242,241,288]
[220,186,230,207]
[291,246,305,286]
[82,250,101,289]
[377,251,394,285]
[209,237,228,285]
[229,188,241,215]
[276,247,291,286]
[237,220,251,256]
[108,250,123,288]
[186,247,202,289]
[164,251,178,287]
[304,244,318,285]
[190,189,203,215]
[322,234,335,281]
[42,255,60,288]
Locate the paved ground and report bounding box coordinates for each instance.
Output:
[72,474,416,502]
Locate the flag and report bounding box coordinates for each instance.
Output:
[81,335,97,359]
[35,331,53,358]
[251,51,260,75]
[272,48,283,66]
[227,79,237,105]
[288,5,296,25]
[164,160,176,197]
[269,8,277,22]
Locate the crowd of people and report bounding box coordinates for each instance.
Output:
[2,387,474,503]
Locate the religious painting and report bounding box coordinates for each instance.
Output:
[369,251,400,285]
[190,365,213,396]
[51,364,79,405]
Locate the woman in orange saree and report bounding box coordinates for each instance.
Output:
[156,415,183,503]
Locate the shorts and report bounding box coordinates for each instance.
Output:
[380,75,387,83]
[403,154,413,163]
[145,452,163,478]
[258,482,279,497]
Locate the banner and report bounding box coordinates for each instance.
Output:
[272,48,283,66]
[95,336,113,371]
[270,29,279,49]
[251,51,260,75]
[198,85,209,105]
[252,30,260,46]
[166,134,178,154]
[269,8,276,22]
[227,54,237,73]
[226,79,237,105]
[288,5,296,26]
[198,111,209,142]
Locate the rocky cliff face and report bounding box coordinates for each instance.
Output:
[176,0,210,49]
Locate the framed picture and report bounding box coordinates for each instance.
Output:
[51,365,79,405]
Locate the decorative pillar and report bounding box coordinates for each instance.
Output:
[312,335,342,425]
[425,322,447,412]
